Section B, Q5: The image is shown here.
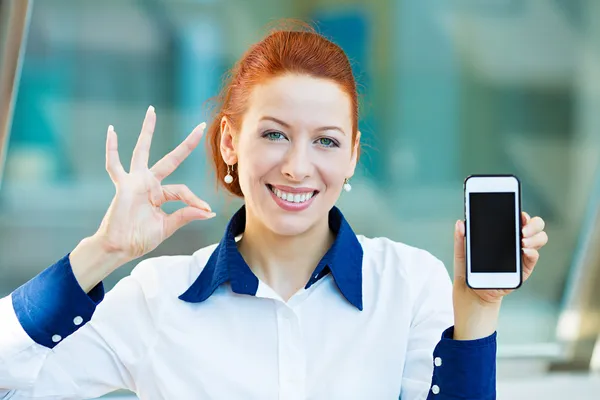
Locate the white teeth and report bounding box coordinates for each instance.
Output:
[271,187,315,204]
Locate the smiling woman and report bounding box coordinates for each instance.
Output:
[206,27,360,198]
[0,20,549,400]
[223,74,358,239]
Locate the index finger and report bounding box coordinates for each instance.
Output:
[151,122,206,181]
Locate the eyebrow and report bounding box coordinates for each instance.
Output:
[260,116,346,135]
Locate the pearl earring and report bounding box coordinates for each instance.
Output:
[343,178,352,192]
[224,164,234,184]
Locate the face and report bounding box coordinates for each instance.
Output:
[220,73,359,237]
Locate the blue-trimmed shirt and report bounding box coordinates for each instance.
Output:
[0,206,496,399]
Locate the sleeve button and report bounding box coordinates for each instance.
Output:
[431,385,440,395]
[73,316,84,326]
[51,334,62,343]
[434,357,442,366]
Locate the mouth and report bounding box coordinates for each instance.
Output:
[266,184,319,204]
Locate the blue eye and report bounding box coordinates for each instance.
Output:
[317,137,339,148]
[263,131,286,141]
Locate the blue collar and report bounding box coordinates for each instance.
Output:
[179,205,364,310]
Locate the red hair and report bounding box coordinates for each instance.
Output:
[206,21,359,197]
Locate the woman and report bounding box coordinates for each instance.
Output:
[0,27,548,399]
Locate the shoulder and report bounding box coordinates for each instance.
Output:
[126,242,219,299]
[357,235,450,285]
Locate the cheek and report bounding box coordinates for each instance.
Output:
[315,152,351,185]
[237,140,284,186]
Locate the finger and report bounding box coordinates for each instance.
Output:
[105,125,126,182]
[522,231,548,250]
[164,207,216,238]
[151,122,206,181]
[161,184,212,212]
[523,216,545,237]
[521,211,531,226]
[453,220,466,281]
[522,248,539,281]
[131,105,157,171]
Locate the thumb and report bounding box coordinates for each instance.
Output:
[164,207,216,238]
[453,220,466,282]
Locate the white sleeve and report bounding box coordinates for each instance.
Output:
[0,255,158,399]
[399,254,454,399]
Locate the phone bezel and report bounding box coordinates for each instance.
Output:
[464,174,523,290]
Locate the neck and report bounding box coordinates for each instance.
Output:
[238,207,335,302]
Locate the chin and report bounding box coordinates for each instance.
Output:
[262,187,329,236]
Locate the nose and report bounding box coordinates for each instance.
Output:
[281,141,313,182]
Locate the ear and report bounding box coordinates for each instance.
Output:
[346,130,361,178]
[219,116,238,165]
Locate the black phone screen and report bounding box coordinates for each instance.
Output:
[469,192,518,273]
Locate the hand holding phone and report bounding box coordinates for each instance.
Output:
[453,174,548,339]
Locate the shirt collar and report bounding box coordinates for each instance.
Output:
[178,205,364,310]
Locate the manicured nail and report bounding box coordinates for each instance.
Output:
[455,220,464,236]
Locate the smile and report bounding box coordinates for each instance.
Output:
[267,185,317,204]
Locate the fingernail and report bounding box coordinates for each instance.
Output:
[199,122,206,130]
[108,125,114,132]
[148,105,155,113]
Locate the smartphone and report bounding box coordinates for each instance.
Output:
[464,174,523,290]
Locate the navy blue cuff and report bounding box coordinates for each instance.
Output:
[429,326,497,400]
[12,253,105,349]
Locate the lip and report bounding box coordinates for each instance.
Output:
[267,184,318,212]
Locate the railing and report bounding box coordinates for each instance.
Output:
[0,0,32,190]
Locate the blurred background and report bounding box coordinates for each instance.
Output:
[1,0,600,398]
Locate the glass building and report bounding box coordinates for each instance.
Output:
[1,0,599,397]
